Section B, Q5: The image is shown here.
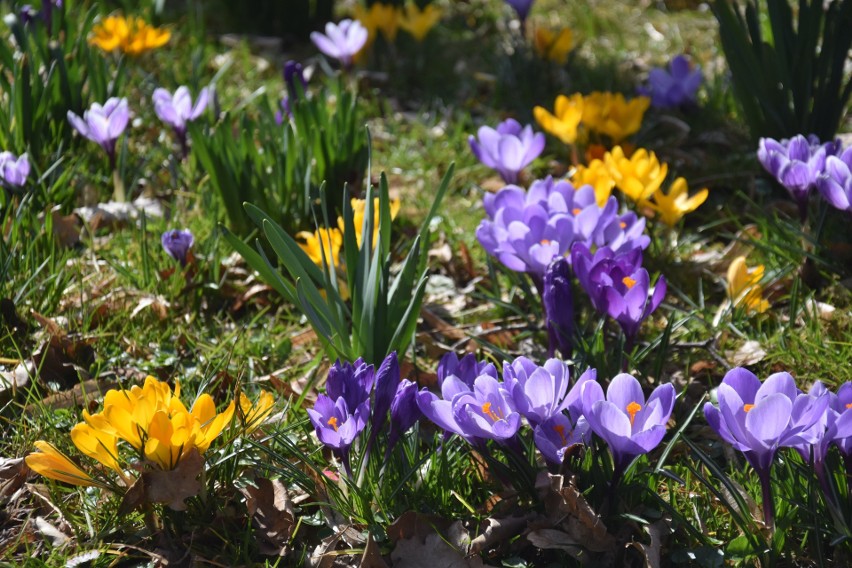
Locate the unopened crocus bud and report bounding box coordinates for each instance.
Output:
[543,257,573,357]
[161,229,194,266]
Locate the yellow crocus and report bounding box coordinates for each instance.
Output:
[354,2,400,43]
[239,391,275,433]
[399,3,442,41]
[191,395,236,454]
[344,197,401,249]
[727,256,770,314]
[581,92,650,143]
[605,146,669,204]
[89,15,170,56]
[70,422,123,476]
[649,177,708,227]
[297,227,343,267]
[26,441,98,487]
[144,409,196,470]
[571,159,616,206]
[534,27,573,65]
[534,93,584,145]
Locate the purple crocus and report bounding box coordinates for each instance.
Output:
[503,357,595,427]
[161,229,194,267]
[371,352,401,435]
[326,358,375,412]
[534,413,591,467]
[308,394,369,477]
[703,368,829,529]
[153,86,209,158]
[817,146,852,213]
[757,135,840,221]
[468,118,545,184]
[638,55,702,109]
[387,379,421,453]
[476,177,620,279]
[543,257,573,357]
[437,351,498,386]
[452,375,522,441]
[0,152,30,188]
[67,97,129,168]
[310,19,368,69]
[505,0,535,22]
[582,373,675,480]
[571,242,664,344]
[283,61,308,99]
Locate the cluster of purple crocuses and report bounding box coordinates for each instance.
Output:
[307,352,420,476]
[704,368,852,530]
[638,54,703,109]
[308,351,677,483]
[757,134,851,220]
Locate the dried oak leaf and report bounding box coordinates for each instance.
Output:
[538,473,615,553]
[118,449,204,514]
[359,533,389,568]
[239,477,295,557]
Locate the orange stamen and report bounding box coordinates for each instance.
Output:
[622,276,637,289]
[481,402,503,422]
[743,404,754,413]
[327,416,339,431]
[626,401,641,427]
[619,221,627,229]
[572,208,581,215]
[540,239,551,245]
[553,424,568,446]
[846,403,852,410]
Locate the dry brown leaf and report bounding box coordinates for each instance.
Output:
[390,521,474,568]
[359,533,389,568]
[469,515,535,554]
[626,519,666,568]
[239,477,295,557]
[50,209,81,248]
[0,457,28,498]
[526,529,585,560]
[27,379,118,413]
[119,449,205,514]
[539,473,615,553]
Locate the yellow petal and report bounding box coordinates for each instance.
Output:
[70,423,122,475]
[26,441,97,487]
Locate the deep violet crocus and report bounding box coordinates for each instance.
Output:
[505,0,535,23]
[703,368,829,529]
[67,97,129,168]
[310,19,368,69]
[757,135,840,221]
[817,146,852,213]
[0,152,30,188]
[543,257,573,357]
[283,60,308,99]
[582,373,675,481]
[161,229,194,267]
[153,86,209,157]
[503,357,595,427]
[371,351,401,435]
[638,55,702,109]
[387,379,421,453]
[468,118,545,184]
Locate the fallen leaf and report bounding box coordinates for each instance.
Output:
[539,473,616,553]
[50,209,81,248]
[390,521,473,568]
[359,533,389,568]
[239,477,295,557]
[0,457,28,498]
[34,516,70,547]
[725,340,766,367]
[119,449,204,514]
[469,515,535,554]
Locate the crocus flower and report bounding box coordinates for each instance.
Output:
[0,152,30,188]
[275,97,292,125]
[533,27,573,65]
[388,379,421,452]
[468,118,545,184]
[638,55,702,109]
[67,97,129,167]
[757,135,838,221]
[571,159,616,206]
[582,92,650,143]
[398,3,442,42]
[161,229,194,267]
[283,61,307,99]
[505,0,535,23]
[596,211,651,256]
[817,146,852,213]
[726,255,769,314]
[297,227,343,267]
[153,86,209,156]
[647,177,708,227]
[571,244,644,313]
[89,15,170,56]
[437,351,498,386]
[534,413,591,467]
[325,358,375,413]
[238,390,275,434]
[543,257,573,357]
[452,375,522,441]
[371,352,401,435]
[308,394,370,475]
[25,441,98,487]
[503,357,595,427]
[703,368,828,528]
[534,93,584,145]
[582,373,675,478]
[605,146,669,205]
[311,19,369,69]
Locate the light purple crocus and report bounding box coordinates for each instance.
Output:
[469,118,545,184]
[310,19,368,69]
[308,395,369,476]
[153,86,209,157]
[582,373,675,480]
[0,152,30,188]
[67,97,129,168]
[703,368,829,529]
[757,135,840,221]
[476,177,619,279]
[817,146,852,213]
[543,257,573,357]
[161,229,194,266]
[503,357,595,428]
[437,351,498,386]
[453,375,522,441]
[534,413,591,467]
[638,55,702,109]
[505,0,535,22]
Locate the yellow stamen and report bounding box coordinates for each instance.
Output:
[327,416,339,431]
[619,221,627,229]
[743,404,754,413]
[622,276,637,289]
[626,401,641,427]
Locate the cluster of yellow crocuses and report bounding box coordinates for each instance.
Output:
[89,15,171,56]
[26,377,273,488]
[534,92,651,145]
[533,27,574,65]
[298,197,401,267]
[354,2,442,44]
